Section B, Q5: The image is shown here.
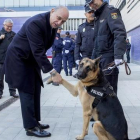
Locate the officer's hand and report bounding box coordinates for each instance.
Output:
[0,34,5,39]
[114,59,123,69]
[75,60,80,65]
[50,70,62,84]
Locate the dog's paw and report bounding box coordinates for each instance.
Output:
[46,77,52,84]
[75,135,84,140]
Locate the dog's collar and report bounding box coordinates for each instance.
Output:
[85,82,115,108]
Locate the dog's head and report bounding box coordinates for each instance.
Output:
[76,57,101,83]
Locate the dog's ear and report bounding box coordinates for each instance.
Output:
[94,55,102,66]
[92,56,102,71]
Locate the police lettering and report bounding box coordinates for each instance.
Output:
[91,89,103,97]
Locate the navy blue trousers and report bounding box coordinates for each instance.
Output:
[18,72,41,129]
[63,53,73,75]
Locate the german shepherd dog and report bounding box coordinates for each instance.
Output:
[60,57,140,140]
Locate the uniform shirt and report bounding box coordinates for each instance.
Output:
[52,33,63,53]
[63,36,75,53]
[92,2,126,59]
[75,21,95,61]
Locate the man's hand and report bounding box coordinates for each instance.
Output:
[50,70,62,84]
[0,34,5,40]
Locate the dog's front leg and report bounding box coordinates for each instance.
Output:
[76,113,91,140]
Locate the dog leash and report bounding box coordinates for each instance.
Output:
[102,60,131,75]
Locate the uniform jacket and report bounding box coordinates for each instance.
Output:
[92,2,126,59]
[52,33,63,53]
[63,36,75,54]
[0,28,16,63]
[75,21,95,60]
[4,12,57,93]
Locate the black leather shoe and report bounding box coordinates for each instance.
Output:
[38,122,50,129]
[10,92,19,98]
[0,95,2,99]
[26,127,51,137]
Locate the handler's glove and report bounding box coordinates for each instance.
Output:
[114,59,123,69]
[75,60,80,65]
[63,40,66,45]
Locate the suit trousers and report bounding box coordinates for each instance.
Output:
[18,72,41,129]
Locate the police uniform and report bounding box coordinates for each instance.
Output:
[63,32,75,76]
[52,32,63,73]
[75,6,95,61]
[91,2,126,94]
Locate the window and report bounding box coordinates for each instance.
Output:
[50,0,59,6]
[29,0,34,7]
[20,0,28,7]
[60,0,66,6]
[35,0,44,7]
[67,0,75,6]
[75,0,81,6]
[0,0,4,7]
[13,0,20,7]
[44,0,50,6]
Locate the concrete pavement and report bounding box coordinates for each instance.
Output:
[0,63,140,140]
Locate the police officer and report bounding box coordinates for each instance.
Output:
[85,0,126,94]
[51,27,63,86]
[63,31,75,76]
[75,6,95,65]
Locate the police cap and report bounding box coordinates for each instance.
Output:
[85,6,94,13]
[85,0,93,7]
[65,31,70,35]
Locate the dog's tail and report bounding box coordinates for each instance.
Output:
[129,138,140,140]
[61,78,78,97]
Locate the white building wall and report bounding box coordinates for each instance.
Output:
[0,10,86,31]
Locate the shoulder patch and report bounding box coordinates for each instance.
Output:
[111,13,118,19]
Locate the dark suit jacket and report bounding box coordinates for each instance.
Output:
[4,12,57,93]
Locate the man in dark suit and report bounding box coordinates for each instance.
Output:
[0,19,18,99]
[4,6,69,138]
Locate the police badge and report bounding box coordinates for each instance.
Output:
[111,13,118,19]
[83,28,85,32]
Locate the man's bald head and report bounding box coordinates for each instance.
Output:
[50,6,69,28]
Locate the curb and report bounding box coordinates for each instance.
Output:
[0,76,50,111]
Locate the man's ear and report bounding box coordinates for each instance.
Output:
[50,8,55,14]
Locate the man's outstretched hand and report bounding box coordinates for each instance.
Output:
[50,70,62,84]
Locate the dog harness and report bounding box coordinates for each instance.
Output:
[86,82,115,108]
